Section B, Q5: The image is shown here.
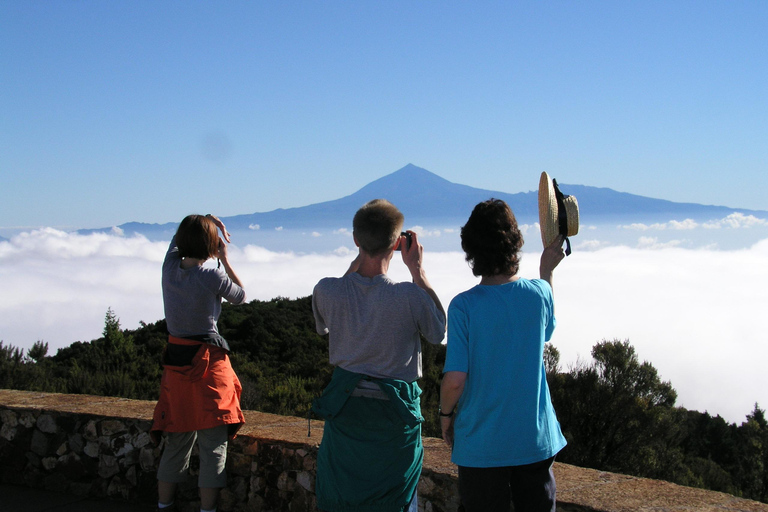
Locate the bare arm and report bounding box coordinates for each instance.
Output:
[539,235,565,291]
[401,230,446,321]
[208,215,246,295]
[440,371,467,448]
[218,240,244,289]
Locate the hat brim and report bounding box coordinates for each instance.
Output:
[538,172,559,247]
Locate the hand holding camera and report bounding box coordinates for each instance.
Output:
[397,231,412,251]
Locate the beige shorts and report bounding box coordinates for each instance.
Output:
[157,424,228,489]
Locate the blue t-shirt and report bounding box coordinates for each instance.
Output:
[443,278,567,467]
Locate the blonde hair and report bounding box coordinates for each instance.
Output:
[352,199,404,256]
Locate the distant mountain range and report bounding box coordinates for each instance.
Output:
[79,164,767,239]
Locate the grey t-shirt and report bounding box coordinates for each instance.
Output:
[162,237,246,338]
[312,272,446,382]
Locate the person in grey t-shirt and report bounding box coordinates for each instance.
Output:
[312,199,446,512]
[155,214,246,512]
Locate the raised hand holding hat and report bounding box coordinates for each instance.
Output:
[538,172,579,255]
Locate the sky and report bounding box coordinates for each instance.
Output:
[2,3,768,425]
[2,1,768,234]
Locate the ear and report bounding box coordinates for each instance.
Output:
[353,234,360,247]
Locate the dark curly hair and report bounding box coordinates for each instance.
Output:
[460,199,524,277]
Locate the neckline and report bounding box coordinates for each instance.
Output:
[479,275,521,286]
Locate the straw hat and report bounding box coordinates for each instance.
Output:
[538,172,579,254]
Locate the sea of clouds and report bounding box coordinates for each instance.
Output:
[1,221,767,425]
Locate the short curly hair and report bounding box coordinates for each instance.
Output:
[460,199,524,277]
[175,214,219,260]
[353,199,404,256]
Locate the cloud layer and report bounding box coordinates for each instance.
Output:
[1,228,767,424]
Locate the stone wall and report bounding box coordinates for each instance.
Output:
[3,390,768,512]
[0,390,466,512]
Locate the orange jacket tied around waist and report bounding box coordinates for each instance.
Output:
[152,336,245,437]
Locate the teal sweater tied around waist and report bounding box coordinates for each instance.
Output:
[312,366,424,512]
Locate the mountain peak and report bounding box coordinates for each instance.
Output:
[356,164,452,197]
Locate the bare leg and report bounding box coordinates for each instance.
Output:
[158,480,177,506]
[200,487,220,511]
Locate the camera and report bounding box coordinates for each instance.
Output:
[397,231,412,251]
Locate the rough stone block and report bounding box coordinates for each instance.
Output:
[134,431,152,449]
[68,432,84,453]
[276,470,295,491]
[30,429,49,457]
[107,475,132,499]
[0,423,16,441]
[101,419,126,436]
[99,454,121,479]
[18,412,35,428]
[37,413,58,434]
[42,456,58,471]
[228,452,252,477]
[84,440,100,458]
[1,409,18,428]
[83,420,98,440]
[242,439,259,456]
[125,465,138,487]
[302,454,316,471]
[296,471,313,492]
[113,437,134,458]
[139,446,157,471]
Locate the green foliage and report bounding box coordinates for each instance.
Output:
[548,339,768,503]
[27,340,49,362]
[551,340,682,477]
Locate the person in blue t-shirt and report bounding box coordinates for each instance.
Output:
[440,199,567,512]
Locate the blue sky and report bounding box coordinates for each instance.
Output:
[2,1,768,422]
[2,1,767,232]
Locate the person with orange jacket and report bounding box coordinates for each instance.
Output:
[151,214,247,512]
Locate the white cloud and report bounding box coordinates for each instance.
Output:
[2,229,768,424]
[333,228,352,236]
[311,232,322,237]
[575,239,611,251]
[637,236,684,249]
[621,213,768,232]
[703,212,768,229]
[520,223,539,238]
[409,226,442,238]
[275,226,283,231]
[248,224,260,230]
[668,219,698,230]
[333,246,355,256]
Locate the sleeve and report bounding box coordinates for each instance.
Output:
[164,236,180,264]
[539,280,557,342]
[411,286,446,345]
[312,281,330,336]
[443,296,470,373]
[201,268,246,305]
